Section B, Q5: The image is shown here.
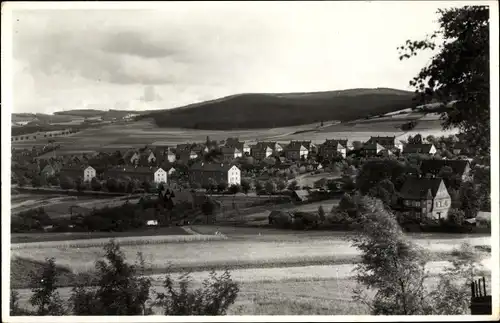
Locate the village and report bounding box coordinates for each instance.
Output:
[10,131,491,234]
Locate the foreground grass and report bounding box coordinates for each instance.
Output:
[12,273,491,315]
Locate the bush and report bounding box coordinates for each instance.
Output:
[90,178,102,191]
[29,258,66,315]
[447,208,465,227]
[60,176,74,190]
[156,270,239,315]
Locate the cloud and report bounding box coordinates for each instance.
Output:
[8,2,453,114]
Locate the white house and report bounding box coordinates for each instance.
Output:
[227,165,241,186]
[167,167,176,175]
[83,166,96,182]
[154,168,167,184]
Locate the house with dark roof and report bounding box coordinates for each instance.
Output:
[255,141,284,153]
[284,142,308,160]
[225,140,251,155]
[420,159,471,180]
[221,146,243,161]
[189,162,241,187]
[290,140,317,153]
[178,150,199,163]
[251,145,273,160]
[319,139,347,159]
[367,136,403,150]
[362,142,387,156]
[398,177,451,220]
[402,144,437,155]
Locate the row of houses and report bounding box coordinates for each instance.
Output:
[50,161,242,188]
[104,135,469,168]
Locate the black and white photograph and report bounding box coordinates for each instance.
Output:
[1,1,498,321]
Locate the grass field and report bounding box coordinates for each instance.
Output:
[11,227,491,275]
[11,193,124,219]
[11,114,456,153]
[11,226,192,244]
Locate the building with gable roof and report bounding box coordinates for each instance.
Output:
[398,177,451,220]
[189,162,241,187]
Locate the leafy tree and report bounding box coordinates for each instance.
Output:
[429,243,483,314]
[459,181,480,218]
[17,175,27,187]
[356,159,406,194]
[47,175,59,186]
[347,196,432,315]
[254,180,264,193]
[447,208,465,227]
[407,134,423,144]
[155,270,239,315]
[240,179,251,195]
[106,178,118,192]
[29,258,66,315]
[426,135,436,144]
[59,176,74,190]
[287,180,298,191]
[264,180,276,195]
[351,141,363,150]
[318,205,326,222]
[142,180,152,193]
[75,177,86,192]
[201,199,216,224]
[70,240,152,315]
[207,178,217,194]
[276,179,287,191]
[398,6,490,155]
[217,180,228,193]
[31,175,42,187]
[90,177,102,191]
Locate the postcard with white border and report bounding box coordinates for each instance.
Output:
[1,1,499,322]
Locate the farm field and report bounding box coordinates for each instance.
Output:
[11,192,125,219]
[11,226,191,244]
[11,226,491,275]
[10,114,457,153]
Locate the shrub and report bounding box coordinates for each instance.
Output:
[70,241,153,315]
[446,208,466,227]
[90,178,102,191]
[155,270,239,315]
[29,258,66,315]
[59,176,74,190]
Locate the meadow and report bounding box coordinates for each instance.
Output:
[10,226,491,275]
[10,112,456,153]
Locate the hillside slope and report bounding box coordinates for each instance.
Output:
[141,88,417,130]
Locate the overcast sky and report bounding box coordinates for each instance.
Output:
[10,1,462,114]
